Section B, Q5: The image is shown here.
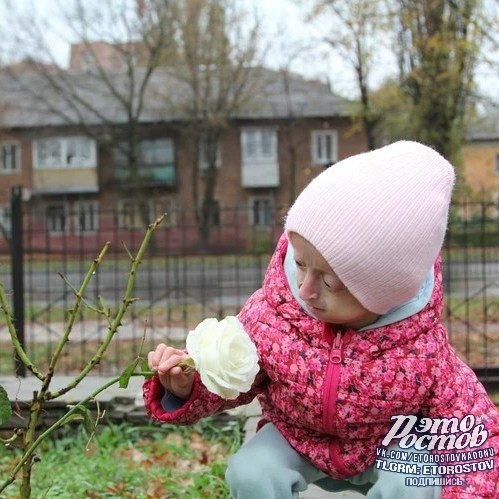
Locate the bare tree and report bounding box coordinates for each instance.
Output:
[305,0,388,149]
[142,0,265,244]
[278,70,328,206]
[1,0,174,215]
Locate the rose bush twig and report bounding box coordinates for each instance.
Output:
[0,215,165,498]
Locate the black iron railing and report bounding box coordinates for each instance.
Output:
[1,188,499,386]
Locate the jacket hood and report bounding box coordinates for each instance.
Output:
[284,239,436,331]
[262,233,444,349]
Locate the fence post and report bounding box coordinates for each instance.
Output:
[11,185,26,377]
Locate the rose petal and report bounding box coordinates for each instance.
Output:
[184,315,260,399]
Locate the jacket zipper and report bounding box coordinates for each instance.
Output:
[323,329,343,432]
[322,326,352,477]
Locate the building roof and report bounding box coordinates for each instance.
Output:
[466,111,499,141]
[0,65,350,129]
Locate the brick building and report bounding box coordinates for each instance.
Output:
[0,62,367,252]
[462,112,499,203]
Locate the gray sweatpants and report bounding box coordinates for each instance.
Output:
[225,423,442,499]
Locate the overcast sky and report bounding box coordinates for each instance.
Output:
[9,0,366,97]
[5,0,498,103]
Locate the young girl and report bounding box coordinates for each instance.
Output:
[144,141,499,498]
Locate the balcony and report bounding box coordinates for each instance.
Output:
[33,167,99,194]
[114,163,177,187]
[241,160,280,188]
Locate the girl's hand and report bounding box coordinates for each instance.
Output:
[147,344,194,399]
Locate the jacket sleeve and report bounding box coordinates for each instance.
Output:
[143,287,269,424]
[143,370,267,425]
[423,349,499,498]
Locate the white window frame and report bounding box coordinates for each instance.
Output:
[34,136,97,169]
[241,128,277,162]
[0,142,21,173]
[250,196,274,227]
[311,130,338,166]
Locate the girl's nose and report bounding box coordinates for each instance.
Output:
[298,273,319,301]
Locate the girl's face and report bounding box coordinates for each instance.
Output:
[289,232,379,329]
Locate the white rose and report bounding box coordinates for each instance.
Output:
[185,316,260,400]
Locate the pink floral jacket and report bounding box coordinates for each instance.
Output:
[144,235,499,498]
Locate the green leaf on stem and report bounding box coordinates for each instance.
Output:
[141,358,153,379]
[0,386,12,426]
[82,408,96,437]
[63,406,95,437]
[119,360,139,389]
[62,407,85,425]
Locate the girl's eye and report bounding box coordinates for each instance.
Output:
[323,275,334,288]
[323,274,346,291]
[295,260,305,269]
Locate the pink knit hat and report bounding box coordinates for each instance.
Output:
[285,141,455,315]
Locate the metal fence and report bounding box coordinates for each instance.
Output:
[1,190,499,384]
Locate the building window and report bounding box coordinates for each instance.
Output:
[140,138,174,166]
[0,205,11,233]
[0,143,20,173]
[206,199,221,227]
[240,128,279,188]
[118,197,174,229]
[45,201,99,234]
[46,204,67,233]
[198,137,221,170]
[311,130,338,166]
[34,136,96,168]
[154,198,177,227]
[113,138,176,185]
[76,201,99,232]
[119,200,151,229]
[241,128,277,161]
[250,197,274,226]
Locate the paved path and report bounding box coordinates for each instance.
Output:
[1,376,363,498]
[0,374,144,404]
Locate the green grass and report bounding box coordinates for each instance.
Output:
[0,418,243,498]
[445,295,499,324]
[0,252,272,275]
